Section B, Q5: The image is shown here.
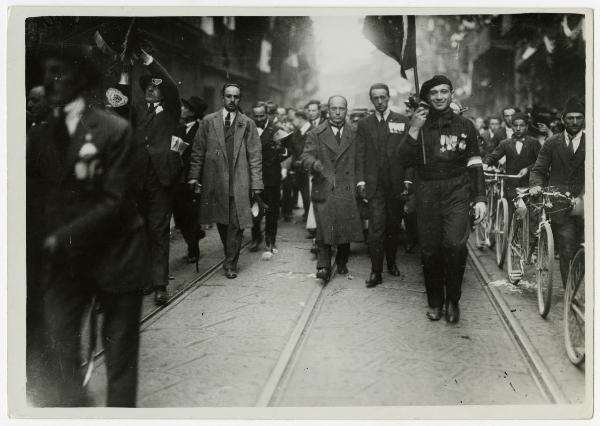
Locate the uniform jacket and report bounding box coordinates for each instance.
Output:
[300,122,363,245]
[530,131,585,223]
[188,109,263,228]
[132,59,182,188]
[397,108,486,203]
[258,120,287,187]
[355,110,410,199]
[484,135,541,188]
[26,103,150,293]
[174,120,200,183]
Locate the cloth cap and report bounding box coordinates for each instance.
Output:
[511,112,529,124]
[420,75,453,101]
[562,98,585,116]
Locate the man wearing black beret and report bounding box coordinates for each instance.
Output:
[530,98,585,287]
[398,75,487,323]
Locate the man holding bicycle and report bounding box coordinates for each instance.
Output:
[530,98,585,287]
[483,112,541,216]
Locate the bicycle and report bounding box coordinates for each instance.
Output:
[564,243,585,366]
[506,187,573,318]
[479,168,521,267]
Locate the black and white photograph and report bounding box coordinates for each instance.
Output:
[4,5,594,420]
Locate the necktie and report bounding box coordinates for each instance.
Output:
[567,135,575,156]
[53,107,70,155]
[335,128,342,144]
[225,112,231,129]
[146,103,155,116]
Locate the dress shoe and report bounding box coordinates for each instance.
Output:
[405,242,417,253]
[249,239,261,252]
[445,302,460,323]
[142,285,154,296]
[337,264,348,275]
[426,306,443,321]
[186,254,199,263]
[225,268,238,279]
[365,272,382,288]
[154,287,169,305]
[316,267,331,283]
[387,264,401,276]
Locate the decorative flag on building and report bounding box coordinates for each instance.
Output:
[363,15,417,78]
[257,38,272,73]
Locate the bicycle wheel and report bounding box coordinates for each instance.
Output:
[536,222,554,318]
[487,190,496,249]
[506,212,525,284]
[564,247,585,365]
[495,198,509,267]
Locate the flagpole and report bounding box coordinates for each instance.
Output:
[412,62,427,165]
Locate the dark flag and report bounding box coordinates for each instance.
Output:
[363,15,417,78]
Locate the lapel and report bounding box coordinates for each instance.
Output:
[60,107,100,182]
[212,112,228,160]
[336,126,353,161]
[232,114,247,166]
[320,124,341,156]
[555,132,573,169]
[367,114,380,152]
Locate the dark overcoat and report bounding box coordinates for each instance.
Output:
[301,122,363,245]
[132,59,182,188]
[483,135,541,189]
[530,131,585,223]
[259,121,287,187]
[188,110,263,229]
[26,103,150,293]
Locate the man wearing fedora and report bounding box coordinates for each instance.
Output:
[27,45,149,406]
[132,49,182,305]
[172,96,208,263]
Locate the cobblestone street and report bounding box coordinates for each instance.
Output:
[85,214,586,407]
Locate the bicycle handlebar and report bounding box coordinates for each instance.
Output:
[483,171,522,179]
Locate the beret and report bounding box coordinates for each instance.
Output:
[419,75,453,101]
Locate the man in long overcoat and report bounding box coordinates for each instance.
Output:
[301,95,363,283]
[27,46,150,406]
[187,83,263,278]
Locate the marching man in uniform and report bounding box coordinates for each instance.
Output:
[398,75,486,323]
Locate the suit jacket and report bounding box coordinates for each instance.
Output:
[355,111,410,199]
[530,132,585,222]
[300,122,363,244]
[258,121,286,187]
[26,102,150,293]
[174,120,200,183]
[132,59,182,188]
[479,129,502,156]
[484,135,541,188]
[188,109,263,228]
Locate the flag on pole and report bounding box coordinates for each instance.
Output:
[363,15,417,78]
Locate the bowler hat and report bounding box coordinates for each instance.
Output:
[182,96,208,119]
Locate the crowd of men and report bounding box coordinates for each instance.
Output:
[25,45,585,407]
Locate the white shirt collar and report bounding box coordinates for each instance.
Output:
[185,120,197,133]
[375,108,391,122]
[222,108,237,122]
[330,124,344,136]
[62,96,86,136]
[565,130,583,152]
[300,121,311,135]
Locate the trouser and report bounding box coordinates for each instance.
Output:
[217,196,244,270]
[251,186,281,246]
[551,216,584,287]
[403,199,419,247]
[172,183,203,257]
[316,241,350,269]
[138,165,172,289]
[416,173,471,308]
[367,187,403,272]
[41,279,142,407]
[281,175,294,218]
